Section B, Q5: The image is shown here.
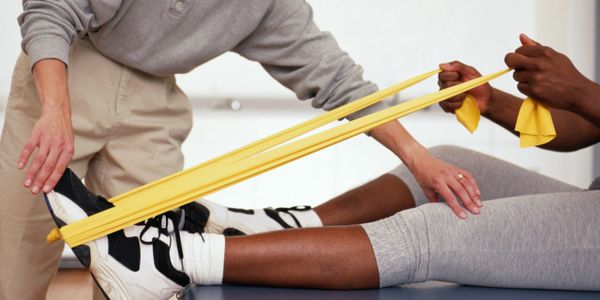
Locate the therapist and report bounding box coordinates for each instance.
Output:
[0,1,480,299]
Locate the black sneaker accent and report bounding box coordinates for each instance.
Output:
[108,230,141,272]
[181,203,210,234]
[274,206,311,228]
[141,212,191,287]
[223,228,246,236]
[264,206,312,229]
[227,208,255,215]
[153,241,190,287]
[73,245,92,269]
[53,168,112,214]
[46,168,141,272]
[263,208,293,229]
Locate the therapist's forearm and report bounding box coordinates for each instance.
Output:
[369,120,427,170]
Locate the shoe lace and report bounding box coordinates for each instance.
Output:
[274,205,311,228]
[139,211,196,272]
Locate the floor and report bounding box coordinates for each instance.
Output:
[46,270,600,300]
[186,282,600,300]
[46,269,93,300]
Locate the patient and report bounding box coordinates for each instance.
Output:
[44,35,600,299]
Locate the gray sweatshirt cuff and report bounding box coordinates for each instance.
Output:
[346,100,389,121]
[24,36,70,70]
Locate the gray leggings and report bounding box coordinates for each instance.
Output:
[361,146,600,291]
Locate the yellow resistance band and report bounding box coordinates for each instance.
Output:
[109,69,441,206]
[48,68,554,247]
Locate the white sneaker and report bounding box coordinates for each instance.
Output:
[44,169,193,300]
[182,199,321,236]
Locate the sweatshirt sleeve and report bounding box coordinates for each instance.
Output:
[18,0,121,69]
[233,0,387,120]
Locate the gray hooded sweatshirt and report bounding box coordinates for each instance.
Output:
[18,0,387,118]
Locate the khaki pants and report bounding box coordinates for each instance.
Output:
[0,39,193,300]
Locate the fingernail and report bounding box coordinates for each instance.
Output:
[477,200,483,207]
[43,185,51,193]
[31,186,40,194]
[459,212,467,219]
[18,162,24,169]
[24,179,32,187]
[476,189,481,195]
[473,207,480,214]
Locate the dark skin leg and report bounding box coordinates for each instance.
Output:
[221,174,413,289]
[223,226,379,289]
[314,174,416,226]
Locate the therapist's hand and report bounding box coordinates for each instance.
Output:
[504,34,597,112]
[408,147,482,219]
[18,59,74,194]
[370,122,482,219]
[438,61,492,114]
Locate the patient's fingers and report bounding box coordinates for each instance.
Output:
[439,71,461,82]
[438,78,467,112]
[439,100,463,113]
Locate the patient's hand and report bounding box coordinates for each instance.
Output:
[438,61,492,114]
[505,34,598,113]
[409,148,482,219]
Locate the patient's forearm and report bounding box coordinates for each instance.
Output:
[539,109,600,151]
[484,88,600,151]
[482,88,522,135]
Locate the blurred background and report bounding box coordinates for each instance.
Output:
[0,0,597,211]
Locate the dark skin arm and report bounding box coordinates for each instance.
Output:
[438,34,600,152]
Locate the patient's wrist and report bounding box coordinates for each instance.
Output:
[573,80,600,125]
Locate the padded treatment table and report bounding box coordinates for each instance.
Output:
[185,281,600,300]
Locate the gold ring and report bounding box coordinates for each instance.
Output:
[456,173,465,181]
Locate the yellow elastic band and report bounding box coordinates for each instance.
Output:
[51,69,514,247]
[515,97,556,147]
[455,94,481,133]
[109,69,441,205]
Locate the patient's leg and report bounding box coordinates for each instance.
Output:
[46,169,600,299]
[189,173,414,236]
[223,226,379,289]
[219,191,600,291]
[194,146,582,235]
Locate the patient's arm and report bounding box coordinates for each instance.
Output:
[439,61,600,152]
[484,88,600,152]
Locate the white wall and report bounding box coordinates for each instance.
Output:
[0,1,597,209]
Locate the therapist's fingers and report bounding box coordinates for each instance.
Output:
[436,184,468,219]
[447,174,480,216]
[456,170,482,207]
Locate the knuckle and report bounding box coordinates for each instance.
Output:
[541,47,553,57]
[531,73,544,83]
[33,155,45,165]
[530,85,542,96]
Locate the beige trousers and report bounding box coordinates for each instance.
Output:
[0,39,193,299]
